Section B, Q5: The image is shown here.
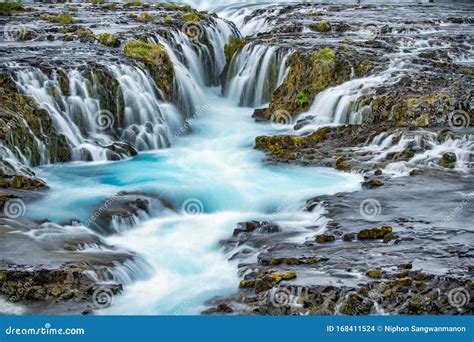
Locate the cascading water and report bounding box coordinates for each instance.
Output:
[13,64,185,163]
[222,44,291,107]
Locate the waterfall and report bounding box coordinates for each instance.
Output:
[222,44,291,107]
[294,73,391,134]
[14,66,183,163]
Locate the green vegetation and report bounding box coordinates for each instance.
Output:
[87,0,104,4]
[296,92,309,106]
[124,1,143,7]
[137,12,154,23]
[313,20,330,32]
[0,2,24,16]
[43,14,75,25]
[164,15,172,23]
[180,11,201,23]
[224,36,245,61]
[98,33,119,47]
[123,40,174,98]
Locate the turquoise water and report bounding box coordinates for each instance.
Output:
[29,87,362,314]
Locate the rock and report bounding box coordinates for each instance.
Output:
[399,263,413,270]
[439,152,457,169]
[342,233,356,242]
[358,226,393,240]
[261,271,297,284]
[315,234,336,243]
[366,269,382,279]
[362,179,384,189]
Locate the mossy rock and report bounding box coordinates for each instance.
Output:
[180,11,203,23]
[239,279,256,289]
[98,33,119,48]
[315,234,336,243]
[124,1,143,7]
[258,48,352,120]
[262,271,297,284]
[43,14,75,25]
[358,226,393,240]
[137,12,154,23]
[254,127,330,160]
[123,40,174,99]
[312,20,331,32]
[366,269,382,279]
[0,2,24,16]
[224,36,246,62]
[0,74,71,165]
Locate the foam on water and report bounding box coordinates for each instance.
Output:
[30,88,362,314]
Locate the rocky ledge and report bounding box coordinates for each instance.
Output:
[205,171,474,315]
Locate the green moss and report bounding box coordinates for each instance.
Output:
[164,15,172,22]
[124,1,143,7]
[266,48,344,118]
[254,127,330,160]
[0,2,23,16]
[358,60,374,75]
[0,272,5,281]
[313,20,331,32]
[308,11,320,17]
[461,67,473,75]
[180,11,202,23]
[87,0,104,4]
[137,12,154,22]
[224,36,245,61]
[315,234,336,243]
[123,40,174,98]
[63,34,74,42]
[366,269,382,279]
[358,226,393,240]
[98,33,119,47]
[43,14,75,25]
[239,279,255,288]
[296,92,309,106]
[76,28,95,40]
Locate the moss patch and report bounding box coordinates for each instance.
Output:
[123,40,174,98]
[43,14,75,25]
[0,2,24,16]
[98,33,119,47]
[224,36,245,61]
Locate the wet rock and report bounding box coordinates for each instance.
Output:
[315,234,336,243]
[357,226,393,240]
[439,152,457,169]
